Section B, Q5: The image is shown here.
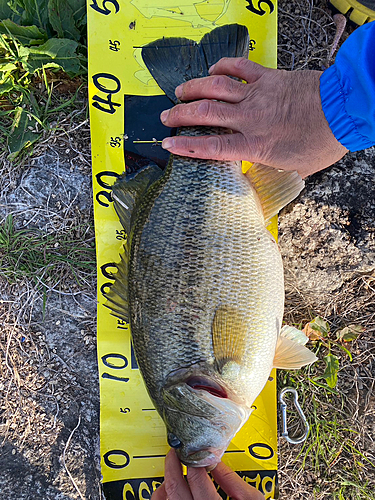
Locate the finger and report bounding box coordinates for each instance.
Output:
[161,133,250,161]
[186,467,220,499]
[164,449,193,500]
[160,100,242,130]
[211,462,265,500]
[151,482,167,500]
[209,57,269,84]
[175,75,248,103]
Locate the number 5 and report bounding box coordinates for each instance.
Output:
[90,0,120,15]
[245,0,274,16]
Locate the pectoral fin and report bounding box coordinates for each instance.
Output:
[273,325,317,369]
[212,306,247,370]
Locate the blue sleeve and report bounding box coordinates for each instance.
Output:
[320,21,375,152]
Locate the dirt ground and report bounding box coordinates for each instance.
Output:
[0,1,374,499]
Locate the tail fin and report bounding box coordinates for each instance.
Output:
[142,24,249,103]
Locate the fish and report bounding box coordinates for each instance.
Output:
[105,24,317,469]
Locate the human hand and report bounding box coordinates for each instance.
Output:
[151,449,265,500]
[160,58,348,178]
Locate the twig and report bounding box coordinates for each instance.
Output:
[62,413,85,500]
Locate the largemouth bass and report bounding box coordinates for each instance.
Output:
[105,24,317,469]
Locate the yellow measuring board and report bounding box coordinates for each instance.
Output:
[87,1,278,498]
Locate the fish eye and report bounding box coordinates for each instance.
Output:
[167,433,182,449]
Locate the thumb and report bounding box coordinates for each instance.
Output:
[211,462,265,500]
[209,57,269,84]
[162,133,251,161]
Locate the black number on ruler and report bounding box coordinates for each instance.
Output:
[248,443,274,460]
[101,353,129,382]
[100,281,113,295]
[103,449,130,469]
[95,170,120,207]
[130,341,139,370]
[245,0,274,15]
[90,0,120,15]
[92,73,121,114]
[101,262,117,280]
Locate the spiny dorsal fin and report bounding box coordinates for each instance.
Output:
[273,325,317,369]
[112,164,163,236]
[103,250,130,322]
[142,24,249,104]
[245,163,305,222]
[212,305,247,370]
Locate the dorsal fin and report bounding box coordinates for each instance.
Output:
[212,305,247,370]
[245,163,305,221]
[111,164,163,236]
[104,164,163,323]
[103,250,130,322]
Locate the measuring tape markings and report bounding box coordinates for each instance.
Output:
[88,0,279,494]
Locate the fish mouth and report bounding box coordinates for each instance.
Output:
[185,376,228,399]
[179,448,224,469]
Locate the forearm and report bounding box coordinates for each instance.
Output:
[320,21,375,151]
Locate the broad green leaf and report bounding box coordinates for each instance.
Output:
[336,324,364,342]
[304,316,330,340]
[0,19,46,45]
[310,316,330,336]
[7,104,40,158]
[0,0,21,22]
[19,38,79,75]
[20,0,49,31]
[0,61,17,71]
[48,0,80,41]
[322,353,339,388]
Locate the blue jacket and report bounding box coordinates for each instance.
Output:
[320,21,375,151]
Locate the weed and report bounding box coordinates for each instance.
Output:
[0,214,95,289]
[0,0,86,158]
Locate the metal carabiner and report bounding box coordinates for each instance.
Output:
[279,387,309,445]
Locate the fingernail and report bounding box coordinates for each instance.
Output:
[160,109,170,123]
[175,84,183,98]
[162,137,175,150]
[208,63,216,74]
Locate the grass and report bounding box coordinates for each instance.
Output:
[0,214,95,289]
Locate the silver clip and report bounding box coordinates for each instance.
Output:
[279,387,309,445]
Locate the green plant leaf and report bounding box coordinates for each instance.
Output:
[20,0,49,31]
[0,61,17,71]
[7,105,40,158]
[19,37,79,75]
[322,353,339,388]
[48,0,84,41]
[336,324,364,342]
[0,0,21,22]
[0,19,46,45]
[304,316,330,340]
[310,316,330,336]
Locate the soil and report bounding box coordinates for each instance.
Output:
[0,1,374,499]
